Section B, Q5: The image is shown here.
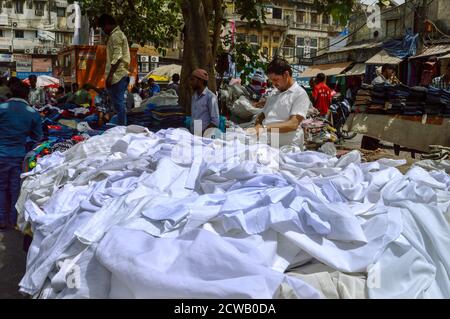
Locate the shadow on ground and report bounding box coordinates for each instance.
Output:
[0,230,27,299]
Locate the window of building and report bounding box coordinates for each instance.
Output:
[273,36,280,43]
[319,37,329,50]
[56,32,64,44]
[296,11,305,24]
[296,47,304,58]
[386,19,399,37]
[272,7,282,20]
[264,35,269,43]
[236,33,246,42]
[249,35,258,44]
[15,0,24,14]
[57,7,66,17]
[296,37,318,59]
[27,0,33,9]
[322,14,329,25]
[35,1,45,16]
[0,30,3,37]
[66,34,73,44]
[285,35,295,47]
[272,47,279,56]
[263,47,269,56]
[311,13,318,25]
[15,30,24,38]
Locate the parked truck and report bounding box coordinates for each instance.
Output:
[55,45,139,90]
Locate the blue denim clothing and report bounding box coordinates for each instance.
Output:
[107,76,129,126]
[148,84,161,97]
[0,157,22,226]
[0,98,43,158]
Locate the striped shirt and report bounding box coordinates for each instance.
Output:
[431,76,450,90]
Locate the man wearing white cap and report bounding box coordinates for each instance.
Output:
[190,68,220,134]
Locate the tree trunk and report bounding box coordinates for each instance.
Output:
[179,0,222,114]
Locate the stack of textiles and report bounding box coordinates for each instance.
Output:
[42,118,78,140]
[442,90,450,118]
[367,83,388,114]
[149,104,185,132]
[126,104,185,131]
[385,84,410,114]
[403,86,427,116]
[425,87,446,116]
[354,85,372,113]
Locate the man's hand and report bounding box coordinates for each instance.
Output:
[247,124,264,138]
[252,99,266,109]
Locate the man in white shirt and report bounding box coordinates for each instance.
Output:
[252,58,311,149]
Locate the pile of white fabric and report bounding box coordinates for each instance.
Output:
[17,126,450,299]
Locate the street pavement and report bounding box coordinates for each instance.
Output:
[0,229,27,299]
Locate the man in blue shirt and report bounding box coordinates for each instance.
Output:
[148,78,161,97]
[0,80,43,230]
[190,69,220,135]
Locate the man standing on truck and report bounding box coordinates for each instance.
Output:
[98,14,130,126]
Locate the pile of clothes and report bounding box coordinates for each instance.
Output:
[221,84,263,124]
[353,85,372,113]
[301,118,338,145]
[427,87,450,117]
[404,86,427,115]
[129,90,185,131]
[16,126,450,299]
[357,83,450,117]
[385,84,410,115]
[24,135,88,171]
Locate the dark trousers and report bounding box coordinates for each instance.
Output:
[0,157,23,226]
[107,76,130,126]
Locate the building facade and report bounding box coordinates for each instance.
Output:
[226,0,344,65]
[0,0,75,78]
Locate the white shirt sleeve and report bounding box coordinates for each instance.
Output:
[289,90,310,119]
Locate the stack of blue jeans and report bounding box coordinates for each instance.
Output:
[442,90,450,117]
[386,84,410,114]
[403,86,427,115]
[426,87,447,116]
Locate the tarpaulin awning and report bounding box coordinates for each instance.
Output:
[147,64,181,79]
[300,62,353,78]
[439,53,450,60]
[345,63,366,76]
[410,44,450,59]
[365,50,403,65]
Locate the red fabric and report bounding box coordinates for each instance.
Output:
[312,82,332,115]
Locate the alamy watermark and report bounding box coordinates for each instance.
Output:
[170,120,284,168]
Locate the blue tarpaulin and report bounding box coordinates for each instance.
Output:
[382,29,419,59]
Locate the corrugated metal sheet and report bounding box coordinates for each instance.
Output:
[365,50,403,65]
[345,63,366,76]
[300,62,353,78]
[330,42,383,53]
[411,44,450,59]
